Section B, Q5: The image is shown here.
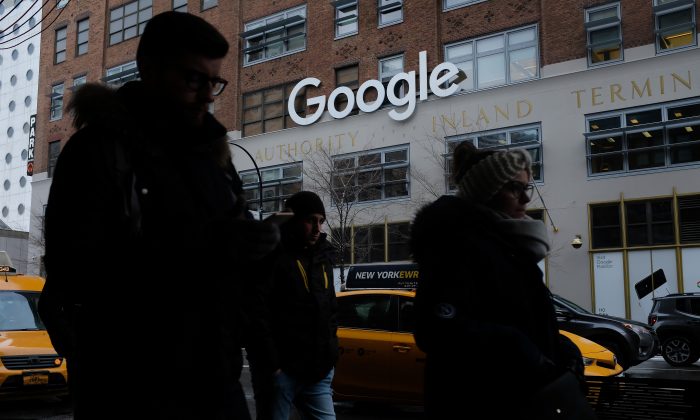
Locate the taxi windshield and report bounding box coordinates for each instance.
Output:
[0,291,45,331]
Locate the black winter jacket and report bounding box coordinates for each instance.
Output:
[246,229,338,384]
[39,82,250,418]
[410,195,581,417]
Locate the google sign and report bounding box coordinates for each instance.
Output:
[288,51,462,125]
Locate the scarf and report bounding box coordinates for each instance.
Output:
[476,204,551,261]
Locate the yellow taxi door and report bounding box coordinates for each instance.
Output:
[334,293,398,400]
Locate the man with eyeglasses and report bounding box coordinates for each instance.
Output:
[40,11,279,419]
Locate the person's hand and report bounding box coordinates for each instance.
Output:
[231,218,280,260]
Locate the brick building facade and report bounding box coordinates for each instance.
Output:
[28,0,700,320]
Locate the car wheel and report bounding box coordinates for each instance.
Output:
[661,336,697,367]
[598,339,629,369]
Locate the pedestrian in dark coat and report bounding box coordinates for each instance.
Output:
[246,191,338,420]
[410,142,586,418]
[38,12,279,419]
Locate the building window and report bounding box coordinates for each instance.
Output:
[201,0,217,10]
[378,0,402,27]
[103,61,139,87]
[73,75,87,88]
[590,203,622,249]
[332,146,410,203]
[585,3,622,66]
[109,0,153,46]
[173,0,187,12]
[445,25,537,92]
[654,0,696,53]
[626,199,675,246]
[76,18,89,56]
[48,141,61,178]
[387,222,410,261]
[334,64,359,116]
[678,195,700,243]
[335,0,358,38]
[343,221,411,264]
[240,163,303,214]
[57,0,69,8]
[55,26,67,63]
[379,54,405,103]
[242,5,306,65]
[590,194,700,250]
[50,83,64,121]
[242,82,305,137]
[443,0,482,10]
[585,98,700,176]
[445,124,543,192]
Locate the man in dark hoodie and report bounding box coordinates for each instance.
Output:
[39,11,279,419]
[246,191,338,420]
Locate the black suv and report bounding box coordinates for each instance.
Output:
[553,294,658,369]
[648,293,700,367]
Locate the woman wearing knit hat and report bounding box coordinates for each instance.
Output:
[410,142,591,418]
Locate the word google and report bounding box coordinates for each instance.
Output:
[288,51,461,125]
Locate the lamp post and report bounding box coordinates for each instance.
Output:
[230,143,264,220]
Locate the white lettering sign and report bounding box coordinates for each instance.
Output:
[288,51,461,125]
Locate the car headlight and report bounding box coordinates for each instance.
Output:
[582,357,594,366]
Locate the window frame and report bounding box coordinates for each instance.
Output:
[445,123,544,193]
[76,18,89,56]
[54,26,67,64]
[72,74,87,89]
[334,64,360,116]
[334,0,358,39]
[239,162,303,215]
[201,0,217,10]
[331,145,411,204]
[442,0,486,11]
[585,98,700,177]
[172,0,187,12]
[589,193,700,250]
[444,25,539,93]
[585,2,623,67]
[108,0,153,46]
[103,61,140,87]
[242,82,305,137]
[47,141,61,178]
[654,0,697,53]
[242,5,307,66]
[379,54,405,103]
[378,0,403,27]
[50,83,64,121]
[624,198,675,246]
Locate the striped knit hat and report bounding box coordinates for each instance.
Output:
[457,148,532,203]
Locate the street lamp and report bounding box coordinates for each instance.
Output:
[230,143,263,220]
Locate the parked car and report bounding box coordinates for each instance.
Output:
[553,294,658,369]
[0,252,68,398]
[648,293,700,367]
[334,289,622,405]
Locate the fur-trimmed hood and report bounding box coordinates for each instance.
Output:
[67,83,126,130]
[67,81,232,167]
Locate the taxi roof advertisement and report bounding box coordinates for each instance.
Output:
[345,264,419,290]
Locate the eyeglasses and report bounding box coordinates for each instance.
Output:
[504,181,534,199]
[182,69,228,96]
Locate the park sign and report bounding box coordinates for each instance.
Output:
[345,263,420,290]
[288,51,461,125]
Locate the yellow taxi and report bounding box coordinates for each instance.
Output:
[0,252,68,398]
[333,288,622,405]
